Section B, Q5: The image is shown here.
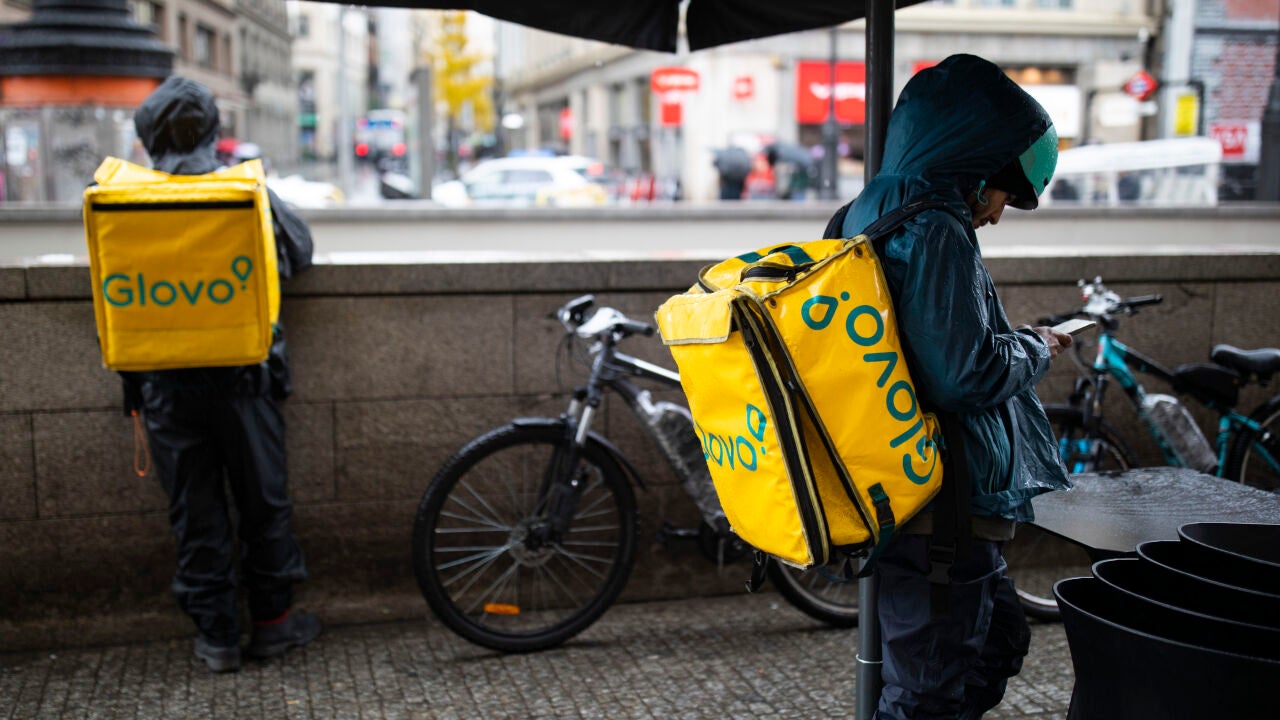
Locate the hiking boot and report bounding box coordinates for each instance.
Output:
[246,610,321,659]
[194,635,241,673]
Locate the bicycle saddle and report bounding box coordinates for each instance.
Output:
[1210,344,1280,380]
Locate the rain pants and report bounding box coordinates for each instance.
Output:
[830,55,1069,719]
[121,77,314,644]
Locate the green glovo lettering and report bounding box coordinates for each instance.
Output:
[100,256,253,308]
[797,292,939,486]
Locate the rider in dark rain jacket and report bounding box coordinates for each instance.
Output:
[830,55,1072,718]
[122,76,318,673]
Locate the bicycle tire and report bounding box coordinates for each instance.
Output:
[1005,404,1136,621]
[767,557,859,628]
[1224,394,1280,493]
[412,423,639,653]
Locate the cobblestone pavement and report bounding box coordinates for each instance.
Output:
[1,593,1072,719]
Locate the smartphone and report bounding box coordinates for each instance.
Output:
[1052,318,1096,336]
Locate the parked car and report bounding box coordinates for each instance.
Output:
[432,156,610,207]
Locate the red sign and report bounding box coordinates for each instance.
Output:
[650,67,700,94]
[795,61,866,124]
[559,107,573,141]
[732,75,754,101]
[912,60,939,75]
[1123,69,1158,102]
[1210,123,1248,159]
[660,98,683,127]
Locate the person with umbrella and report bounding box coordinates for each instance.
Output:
[825,54,1071,719]
[712,146,751,200]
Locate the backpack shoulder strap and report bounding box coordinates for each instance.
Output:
[859,198,959,242]
[823,197,963,243]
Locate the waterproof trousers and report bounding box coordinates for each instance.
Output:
[874,533,1031,720]
[140,371,307,645]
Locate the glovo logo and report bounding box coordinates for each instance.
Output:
[103,256,254,308]
[801,292,939,485]
[695,403,769,472]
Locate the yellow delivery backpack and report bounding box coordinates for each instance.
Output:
[655,201,955,570]
[83,157,279,371]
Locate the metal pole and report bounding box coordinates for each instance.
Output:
[336,5,354,198]
[1257,15,1280,201]
[821,26,840,200]
[856,3,893,719]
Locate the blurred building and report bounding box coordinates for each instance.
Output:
[1159,0,1279,200]
[0,0,297,201]
[287,1,369,162]
[493,0,1160,202]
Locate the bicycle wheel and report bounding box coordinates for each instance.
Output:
[767,556,859,628]
[1004,404,1136,621]
[1225,395,1280,493]
[412,423,638,652]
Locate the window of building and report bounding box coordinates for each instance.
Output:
[194,25,215,70]
[177,14,188,62]
[297,13,310,38]
[131,1,164,37]
[1034,0,1072,8]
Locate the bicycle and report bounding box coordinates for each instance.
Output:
[1005,276,1280,620]
[411,295,859,652]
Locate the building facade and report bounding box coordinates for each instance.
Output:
[288,1,369,162]
[495,0,1160,202]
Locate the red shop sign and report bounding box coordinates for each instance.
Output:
[733,75,754,101]
[795,61,866,124]
[559,107,573,140]
[1210,123,1248,159]
[651,66,700,94]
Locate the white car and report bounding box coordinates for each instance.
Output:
[433,156,609,208]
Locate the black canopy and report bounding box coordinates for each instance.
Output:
[305,0,929,52]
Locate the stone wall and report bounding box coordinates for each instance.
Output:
[2,251,1279,651]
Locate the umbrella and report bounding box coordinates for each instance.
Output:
[304,0,930,53]
[712,146,752,179]
[765,142,817,169]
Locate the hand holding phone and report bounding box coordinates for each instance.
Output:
[1051,318,1096,336]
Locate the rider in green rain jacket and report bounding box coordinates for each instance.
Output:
[838,54,1071,527]
[829,53,1074,720]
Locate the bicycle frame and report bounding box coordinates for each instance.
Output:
[1077,332,1273,477]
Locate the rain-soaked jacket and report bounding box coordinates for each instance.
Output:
[122,76,312,406]
[837,55,1070,522]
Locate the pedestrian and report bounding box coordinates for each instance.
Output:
[713,146,750,200]
[742,152,777,200]
[122,76,319,673]
[824,54,1072,719]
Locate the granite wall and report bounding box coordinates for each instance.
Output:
[2,251,1279,651]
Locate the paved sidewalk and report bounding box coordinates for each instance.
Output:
[1,593,1073,719]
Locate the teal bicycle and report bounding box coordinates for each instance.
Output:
[1006,277,1280,620]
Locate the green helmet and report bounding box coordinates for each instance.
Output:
[1018,124,1059,198]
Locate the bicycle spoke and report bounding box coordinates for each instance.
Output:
[437,543,513,578]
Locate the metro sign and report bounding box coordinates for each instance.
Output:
[1123,69,1158,102]
[650,67,700,94]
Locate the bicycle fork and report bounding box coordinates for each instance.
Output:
[535,391,598,543]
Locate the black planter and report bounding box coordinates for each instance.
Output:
[1179,522,1280,584]
[1055,577,1280,719]
[1093,557,1280,632]
[1138,539,1280,599]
